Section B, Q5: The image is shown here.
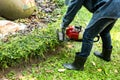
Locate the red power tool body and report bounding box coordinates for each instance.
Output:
[66,26,83,41]
[57,25,99,42]
[57,25,84,42]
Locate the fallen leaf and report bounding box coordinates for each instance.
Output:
[97,68,102,72]
[58,69,66,72]
[45,70,54,73]
[67,44,73,48]
[114,69,118,73]
[91,61,96,66]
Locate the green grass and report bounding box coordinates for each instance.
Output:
[2,3,120,80]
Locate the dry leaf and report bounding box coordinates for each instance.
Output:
[45,70,54,73]
[97,68,102,72]
[67,44,73,48]
[91,61,96,66]
[114,69,118,73]
[58,69,66,72]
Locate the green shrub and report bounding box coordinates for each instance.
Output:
[0,25,60,68]
[0,0,65,69]
[53,0,64,6]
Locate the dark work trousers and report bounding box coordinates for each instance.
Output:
[78,18,117,57]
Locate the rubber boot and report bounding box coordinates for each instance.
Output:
[94,46,112,61]
[63,53,87,70]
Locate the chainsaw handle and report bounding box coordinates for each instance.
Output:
[93,35,100,42]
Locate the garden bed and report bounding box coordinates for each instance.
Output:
[0,0,64,68]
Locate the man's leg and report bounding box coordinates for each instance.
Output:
[63,18,116,70]
[94,20,117,61]
[100,20,117,49]
[79,18,116,57]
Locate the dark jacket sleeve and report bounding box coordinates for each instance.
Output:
[62,0,84,28]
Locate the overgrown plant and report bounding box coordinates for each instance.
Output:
[0,0,64,69]
[0,25,60,68]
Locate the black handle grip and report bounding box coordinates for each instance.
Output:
[93,35,100,42]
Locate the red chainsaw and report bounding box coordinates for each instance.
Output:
[57,25,99,42]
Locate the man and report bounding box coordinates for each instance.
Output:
[61,0,120,70]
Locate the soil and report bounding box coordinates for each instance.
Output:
[16,0,58,34]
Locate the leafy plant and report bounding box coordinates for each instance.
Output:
[0,0,64,69]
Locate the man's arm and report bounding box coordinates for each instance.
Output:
[62,0,84,28]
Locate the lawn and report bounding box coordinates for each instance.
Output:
[1,2,120,80]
